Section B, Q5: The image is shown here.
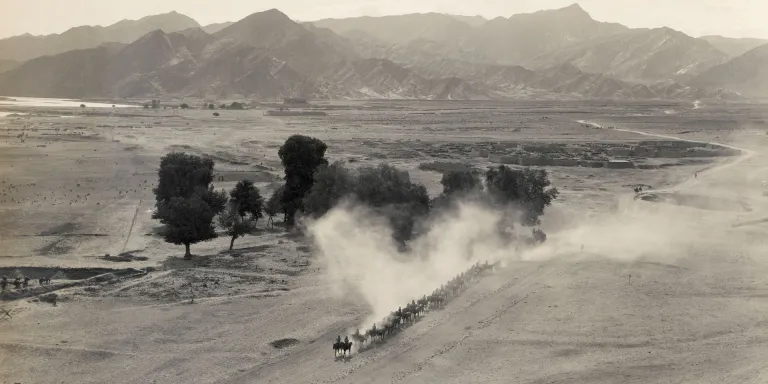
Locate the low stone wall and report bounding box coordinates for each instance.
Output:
[552,159,580,166]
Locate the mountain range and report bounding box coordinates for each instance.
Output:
[0,4,764,101]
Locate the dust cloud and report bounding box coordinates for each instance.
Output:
[306,144,760,331]
[306,200,511,328]
[309,200,697,326]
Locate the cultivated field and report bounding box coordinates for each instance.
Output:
[1,99,768,383]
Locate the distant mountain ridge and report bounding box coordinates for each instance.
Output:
[0,12,200,62]
[0,5,757,100]
[690,43,768,98]
[700,35,768,58]
[202,22,234,34]
[526,27,729,82]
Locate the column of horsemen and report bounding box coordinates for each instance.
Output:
[0,275,52,291]
[333,260,500,357]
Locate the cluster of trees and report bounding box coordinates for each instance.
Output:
[220,102,244,110]
[153,134,558,258]
[152,153,263,258]
[300,161,557,245]
[141,101,245,110]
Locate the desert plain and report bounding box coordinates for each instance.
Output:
[0,98,767,383]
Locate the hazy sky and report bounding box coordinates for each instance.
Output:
[1,0,767,39]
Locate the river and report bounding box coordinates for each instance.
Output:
[0,96,136,109]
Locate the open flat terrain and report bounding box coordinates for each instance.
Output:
[1,99,768,383]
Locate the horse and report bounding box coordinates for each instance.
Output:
[333,340,352,357]
[366,325,379,342]
[351,329,367,347]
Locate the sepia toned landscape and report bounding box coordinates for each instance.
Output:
[1,97,767,383]
[1,2,768,384]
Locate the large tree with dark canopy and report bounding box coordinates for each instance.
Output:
[278,135,328,226]
[157,195,218,259]
[303,161,356,218]
[354,164,429,210]
[153,152,215,218]
[440,169,480,196]
[229,180,264,219]
[153,152,227,258]
[484,165,558,227]
[432,168,482,210]
[353,164,430,244]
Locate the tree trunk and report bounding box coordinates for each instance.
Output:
[184,243,191,259]
[229,235,236,251]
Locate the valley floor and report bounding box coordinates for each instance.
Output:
[1,100,767,383]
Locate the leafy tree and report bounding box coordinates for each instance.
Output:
[197,185,228,215]
[229,180,264,218]
[180,103,189,109]
[278,135,328,226]
[213,112,220,117]
[303,161,355,218]
[157,195,218,259]
[143,103,150,109]
[219,104,227,109]
[208,103,215,109]
[353,164,430,244]
[354,164,429,211]
[152,153,225,258]
[218,181,263,250]
[440,169,480,197]
[484,165,558,227]
[153,152,215,217]
[265,185,285,227]
[80,104,86,108]
[218,203,257,251]
[374,203,421,245]
[229,102,244,110]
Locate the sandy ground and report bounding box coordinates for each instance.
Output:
[1,100,768,383]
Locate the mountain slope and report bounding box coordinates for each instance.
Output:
[0,20,492,101]
[0,8,743,101]
[0,47,112,98]
[202,22,234,34]
[343,30,495,67]
[312,13,476,45]
[0,12,200,62]
[700,35,768,58]
[315,4,628,66]
[0,59,20,74]
[467,3,629,65]
[215,9,358,79]
[527,27,728,82]
[690,43,768,98]
[331,58,491,99]
[449,15,487,27]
